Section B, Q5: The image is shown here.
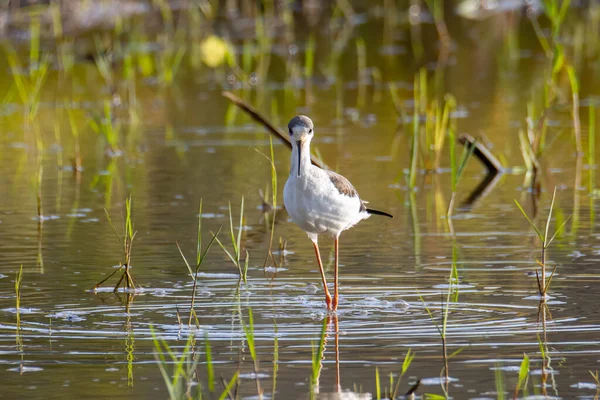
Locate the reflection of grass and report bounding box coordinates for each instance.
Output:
[15,264,23,328]
[419,241,462,397]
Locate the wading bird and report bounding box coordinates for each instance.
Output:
[283,116,393,311]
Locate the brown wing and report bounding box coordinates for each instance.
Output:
[324,170,367,212]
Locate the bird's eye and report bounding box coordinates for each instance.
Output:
[309,129,313,134]
[289,128,293,135]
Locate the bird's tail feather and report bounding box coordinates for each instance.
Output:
[366,208,393,218]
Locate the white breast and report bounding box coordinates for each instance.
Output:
[283,167,369,238]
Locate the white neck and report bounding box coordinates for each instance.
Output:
[290,139,312,178]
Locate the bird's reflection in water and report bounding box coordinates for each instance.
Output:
[310,314,370,400]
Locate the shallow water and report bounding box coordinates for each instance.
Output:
[1,2,600,399]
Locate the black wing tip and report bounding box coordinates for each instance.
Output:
[366,208,394,218]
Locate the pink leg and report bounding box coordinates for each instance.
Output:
[332,237,339,311]
[313,241,332,310]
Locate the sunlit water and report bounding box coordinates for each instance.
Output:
[1,3,600,399]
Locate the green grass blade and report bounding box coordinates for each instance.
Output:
[205,333,214,392]
[401,348,415,375]
[375,368,380,400]
[516,353,530,392]
[228,202,237,256]
[176,241,194,277]
[196,199,203,266]
[495,363,506,400]
[514,199,544,241]
[126,196,133,240]
[242,309,257,362]
[198,225,223,268]
[537,333,546,359]
[455,138,476,185]
[544,187,557,246]
[547,215,571,246]
[104,208,125,251]
[448,347,464,359]
[236,197,244,264]
[418,294,442,336]
[213,235,237,266]
[217,371,239,400]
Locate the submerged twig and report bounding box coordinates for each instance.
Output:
[458,133,503,175]
[222,91,326,169]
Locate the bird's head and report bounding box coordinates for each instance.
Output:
[288,115,314,178]
[288,115,314,146]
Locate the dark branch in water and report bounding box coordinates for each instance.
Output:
[458,133,503,208]
[222,91,326,169]
[458,133,503,174]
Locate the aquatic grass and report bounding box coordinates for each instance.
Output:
[447,128,475,219]
[589,105,596,171]
[514,353,530,398]
[310,317,329,398]
[408,73,420,189]
[93,35,116,96]
[495,363,506,400]
[242,309,262,397]
[419,243,461,395]
[406,69,459,189]
[205,333,214,392]
[542,0,572,39]
[35,162,43,222]
[431,95,456,171]
[176,199,222,327]
[15,264,23,360]
[89,100,120,156]
[151,327,239,399]
[589,370,600,397]
[15,264,23,327]
[271,323,279,399]
[214,197,248,283]
[390,349,416,399]
[254,137,279,270]
[5,44,49,124]
[356,37,367,109]
[514,187,570,296]
[66,107,83,170]
[375,367,380,400]
[589,106,596,225]
[93,196,138,292]
[424,0,450,46]
[158,37,187,86]
[566,65,583,155]
[153,0,174,33]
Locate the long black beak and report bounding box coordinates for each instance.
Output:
[296,140,302,177]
